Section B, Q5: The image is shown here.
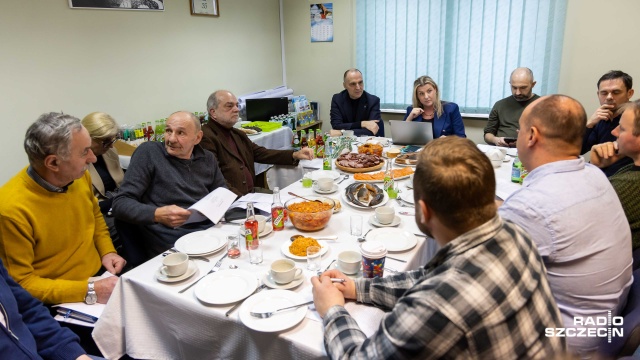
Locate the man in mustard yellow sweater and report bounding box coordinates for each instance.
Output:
[0,112,126,305]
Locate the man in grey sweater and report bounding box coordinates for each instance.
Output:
[484,67,539,147]
[113,111,227,258]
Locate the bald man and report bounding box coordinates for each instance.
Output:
[499,95,632,357]
[484,67,539,147]
[113,111,227,258]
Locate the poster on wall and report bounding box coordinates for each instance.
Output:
[68,0,164,11]
[310,3,333,42]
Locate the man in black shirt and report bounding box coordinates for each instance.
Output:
[330,69,384,136]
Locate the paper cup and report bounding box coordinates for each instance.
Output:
[360,240,387,278]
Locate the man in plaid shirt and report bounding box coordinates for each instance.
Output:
[312,136,565,359]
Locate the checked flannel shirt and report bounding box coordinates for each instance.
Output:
[322,215,565,359]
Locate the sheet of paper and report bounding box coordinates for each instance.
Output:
[184,187,237,225]
[238,193,273,203]
[231,193,275,214]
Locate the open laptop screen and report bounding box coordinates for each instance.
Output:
[389,120,434,145]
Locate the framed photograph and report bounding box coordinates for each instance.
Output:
[190,0,219,16]
[68,0,164,11]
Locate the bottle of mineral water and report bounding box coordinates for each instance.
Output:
[511,156,522,183]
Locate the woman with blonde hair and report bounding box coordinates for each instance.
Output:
[404,76,466,138]
[82,112,125,250]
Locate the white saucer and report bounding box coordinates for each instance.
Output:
[260,223,273,238]
[262,273,304,290]
[331,261,362,278]
[368,214,401,227]
[313,183,339,194]
[155,260,198,283]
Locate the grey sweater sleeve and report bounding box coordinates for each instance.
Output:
[112,144,159,225]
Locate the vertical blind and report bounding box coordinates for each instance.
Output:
[356,0,567,114]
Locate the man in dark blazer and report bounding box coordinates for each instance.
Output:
[330,69,384,137]
[201,90,314,196]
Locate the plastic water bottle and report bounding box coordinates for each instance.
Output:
[511,156,522,183]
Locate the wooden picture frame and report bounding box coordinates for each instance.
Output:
[69,0,164,11]
[190,0,219,16]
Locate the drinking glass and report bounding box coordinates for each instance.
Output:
[302,168,313,188]
[227,235,240,259]
[350,215,363,236]
[306,246,322,271]
[248,243,263,264]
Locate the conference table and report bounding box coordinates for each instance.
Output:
[93,141,521,360]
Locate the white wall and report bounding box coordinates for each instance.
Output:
[0,0,283,184]
[283,0,355,134]
[558,0,640,113]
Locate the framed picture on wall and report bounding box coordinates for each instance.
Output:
[190,0,219,16]
[68,0,164,11]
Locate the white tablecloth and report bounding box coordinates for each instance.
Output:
[95,142,517,359]
[93,172,431,360]
[118,126,294,175]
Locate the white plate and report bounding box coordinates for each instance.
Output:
[394,161,417,167]
[281,241,329,260]
[155,260,199,283]
[311,170,341,181]
[239,289,308,332]
[262,273,304,290]
[352,173,412,183]
[260,223,273,237]
[175,231,226,255]
[366,228,417,252]
[240,223,274,239]
[194,269,259,305]
[341,188,389,209]
[359,136,390,147]
[313,183,339,194]
[398,189,414,204]
[368,215,401,227]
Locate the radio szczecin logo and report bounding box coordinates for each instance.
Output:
[546,311,623,343]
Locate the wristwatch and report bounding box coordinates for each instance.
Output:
[84,281,97,305]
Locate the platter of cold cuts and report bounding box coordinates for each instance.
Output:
[334,153,384,173]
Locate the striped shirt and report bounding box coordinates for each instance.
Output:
[322,215,565,359]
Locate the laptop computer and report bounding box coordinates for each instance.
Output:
[389,120,434,145]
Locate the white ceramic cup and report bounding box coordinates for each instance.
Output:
[337,250,362,274]
[317,177,334,191]
[254,215,266,233]
[161,252,189,277]
[375,206,395,225]
[342,130,355,137]
[487,148,506,161]
[270,259,303,284]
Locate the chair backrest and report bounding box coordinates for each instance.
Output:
[598,268,640,357]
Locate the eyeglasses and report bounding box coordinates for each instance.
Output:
[99,137,117,149]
